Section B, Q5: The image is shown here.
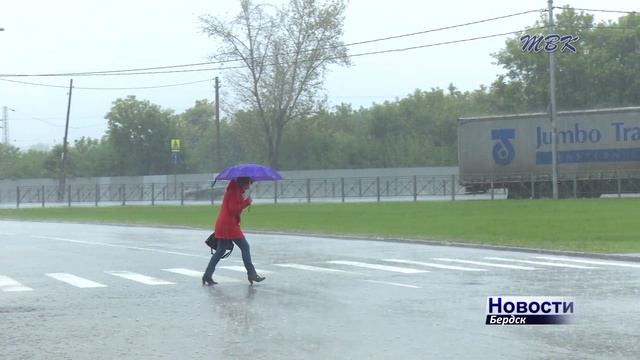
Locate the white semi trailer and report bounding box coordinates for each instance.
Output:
[458,107,640,198]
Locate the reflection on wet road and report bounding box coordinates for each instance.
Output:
[1,221,639,359]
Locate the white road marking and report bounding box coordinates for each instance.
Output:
[364,280,421,289]
[432,258,537,270]
[326,261,427,274]
[0,232,16,236]
[105,271,175,285]
[45,273,107,288]
[274,263,353,273]
[534,256,640,269]
[31,235,208,258]
[218,266,274,274]
[484,257,597,269]
[161,268,241,283]
[383,259,487,272]
[0,275,33,292]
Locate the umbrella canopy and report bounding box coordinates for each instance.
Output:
[215,163,283,182]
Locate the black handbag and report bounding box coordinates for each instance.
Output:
[204,233,233,259]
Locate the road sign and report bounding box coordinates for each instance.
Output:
[171,139,181,152]
[171,152,180,164]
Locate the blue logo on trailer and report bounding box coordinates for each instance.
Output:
[492,129,516,165]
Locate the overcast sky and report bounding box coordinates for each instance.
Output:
[0,0,636,150]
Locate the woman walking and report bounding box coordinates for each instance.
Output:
[202,177,265,286]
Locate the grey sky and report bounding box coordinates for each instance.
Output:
[0,0,635,149]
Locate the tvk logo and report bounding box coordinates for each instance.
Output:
[492,129,516,166]
[520,34,579,53]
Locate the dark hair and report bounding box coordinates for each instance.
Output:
[237,177,253,185]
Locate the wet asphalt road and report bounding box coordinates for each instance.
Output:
[1,220,639,360]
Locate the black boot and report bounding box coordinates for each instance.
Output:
[248,273,265,285]
[202,276,218,286]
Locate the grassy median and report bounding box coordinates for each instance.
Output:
[0,199,639,253]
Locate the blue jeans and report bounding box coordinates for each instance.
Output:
[203,237,257,279]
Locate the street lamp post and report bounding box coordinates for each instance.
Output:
[548,0,559,199]
[1,106,15,145]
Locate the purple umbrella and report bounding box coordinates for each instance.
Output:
[214,163,283,182]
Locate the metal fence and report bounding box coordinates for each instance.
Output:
[0,181,219,208]
[3,172,640,208]
[0,175,489,208]
[250,175,477,202]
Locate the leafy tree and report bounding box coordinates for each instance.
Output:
[492,9,640,111]
[43,144,66,178]
[105,96,177,176]
[200,0,350,169]
[280,109,350,169]
[72,137,117,177]
[18,150,50,178]
[588,13,640,107]
[0,143,24,179]
[223,109,269,166]
[176,100,216,173]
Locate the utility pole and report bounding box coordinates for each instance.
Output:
[1,106,12,145]
[548,0,559,199]
[214,77,221,172]
[59,79,73,201]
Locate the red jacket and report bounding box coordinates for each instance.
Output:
[214,180,252,239]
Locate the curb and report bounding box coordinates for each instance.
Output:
[2,218,639,263]
[244,229,640,263]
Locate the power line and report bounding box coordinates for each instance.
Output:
[78,78,212,90]
[8,108,104,129]
[560,7,638,15]
[0,26,546,79]
[9,109,60,127]
[574,26,640,31]
[338,27,547,61]
[326,9,546,50]
[0,9,545,78]
[0,77,213,90]
[3,19,634,89]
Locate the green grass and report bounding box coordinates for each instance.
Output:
[1,199,639,253]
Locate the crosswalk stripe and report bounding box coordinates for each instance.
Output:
[218,266,274,274]
[534,256,640,269]
[161,268,241,283]
[0,275,33,292]
[432,258,537,270]
[383,259,487,272]
[484,257,597,269]
[326,261,427,274]
[364,280,421,289]
[31,235,207,258]
[105,271,175,285]
[45,273,107,288]
[274,263,354,273]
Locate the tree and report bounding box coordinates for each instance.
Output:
[0,143,52,179]
[492,9,640,111]
[105,96,177,176]
[588,13,640,107]
[176,100,216,173]
[72,137,117,177]
[0,143,23,179]
[224,109,269,166]
[200,0,350,169]
[19,150,50,178]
